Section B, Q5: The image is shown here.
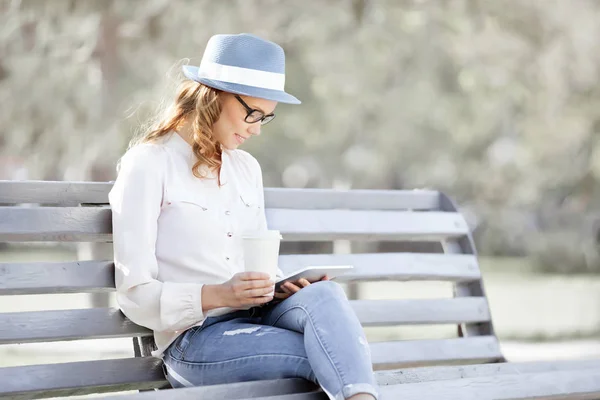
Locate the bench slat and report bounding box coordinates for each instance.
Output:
[0,299,488,344]
[0,356,320,399]
[378,369,600,400]
[0,207,112,242]
[0,261,114,295]
[67,360,600,400]
[0,253,479,295]
[354,298,490,326]
[0,308,151,344]
[265,188,440,210]
[0,356,166,398]
[0,181,112,205]
[183,370,600,400]
[0,181,440,210]
[0,207,468,242]
[376,359,600,385]
[267,209,469,241]
[7,357,600,400]
[370,336,502,369]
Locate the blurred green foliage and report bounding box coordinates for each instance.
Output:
[2,0,600,272]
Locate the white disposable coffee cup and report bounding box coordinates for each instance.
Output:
[242,230,282,296]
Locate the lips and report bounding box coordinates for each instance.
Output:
[235,133,247,144]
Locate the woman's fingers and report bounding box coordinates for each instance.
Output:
[251,295,273,305]
[297,278,311,287]
[283,282,301,293]
[279,284,292,294]
[241,279,274,292]
[247,286,275,297]
[274,291,290,299]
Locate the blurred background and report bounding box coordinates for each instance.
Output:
[1,0,600,372]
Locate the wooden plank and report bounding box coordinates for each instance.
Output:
[376,359,600,385]
[370,336,502,369]
[0,261,114,295]
[0,253,481,296]
[241,394,327,400]
[0,207,112,242]
[0,357,167,399]
[267,209,469,241]
[279,253,480,283]
[163,370,600,400]
[379,369,600,400]
[352,298,490,327]
[104,360,600,400]
[235,394,327,400]
[0,180,113,205]
[265,188,440,210]
[114,389,327,400]
[0,181,439,210]
[0,298,488,344]
[7,357,599,399]
[0,308,151,344]
[110,378,320,400]
[0,207,468,242]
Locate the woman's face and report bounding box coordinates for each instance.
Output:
[212,93,278,150]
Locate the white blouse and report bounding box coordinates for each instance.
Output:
[108,132,281,358]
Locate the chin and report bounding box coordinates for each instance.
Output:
[222,142,239,150]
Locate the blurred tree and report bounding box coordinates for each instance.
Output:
[2,0,600,271]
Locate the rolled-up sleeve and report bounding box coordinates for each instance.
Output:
[109,145,205,332]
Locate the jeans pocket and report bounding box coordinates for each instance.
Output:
[174,326,200,355]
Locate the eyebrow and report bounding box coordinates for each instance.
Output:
[249,103,275,115]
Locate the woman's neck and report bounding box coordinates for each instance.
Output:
[175,122,222,163]
[175,121,195,147]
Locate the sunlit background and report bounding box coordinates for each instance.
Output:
[2,0,600,377]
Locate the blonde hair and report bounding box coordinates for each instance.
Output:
[129,79,224,180]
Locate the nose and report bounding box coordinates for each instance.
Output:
[247,123,261,136]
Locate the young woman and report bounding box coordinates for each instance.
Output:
[109,33,379,400]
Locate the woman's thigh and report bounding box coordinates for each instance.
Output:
[163,317,316,388]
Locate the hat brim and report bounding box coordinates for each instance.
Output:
[182,65,301,105]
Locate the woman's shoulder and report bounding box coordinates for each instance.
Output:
[121,142,168,165]
[117,142,169,174]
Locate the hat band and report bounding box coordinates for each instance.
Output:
[197,61,285,91]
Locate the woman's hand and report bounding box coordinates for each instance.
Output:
[219,272,274,308]
[273,275,329,302]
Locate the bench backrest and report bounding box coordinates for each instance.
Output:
[0,181,503,398]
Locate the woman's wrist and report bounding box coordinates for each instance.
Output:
[201,284,227,312]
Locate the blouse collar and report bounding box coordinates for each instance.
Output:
[164,131,230,185]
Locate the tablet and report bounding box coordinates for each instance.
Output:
[275,265,354,291]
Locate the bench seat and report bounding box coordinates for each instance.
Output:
[5,358,600,400]
[1,181,600,400]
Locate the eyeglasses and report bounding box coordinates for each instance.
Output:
[234,95,276,125]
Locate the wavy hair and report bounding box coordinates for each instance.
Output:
[129,79,224,181]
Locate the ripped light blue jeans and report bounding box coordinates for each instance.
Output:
[163,280,379,400]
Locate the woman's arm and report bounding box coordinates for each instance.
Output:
[110,145,208,332]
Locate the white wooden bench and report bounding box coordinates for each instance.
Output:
[1,180,599,400]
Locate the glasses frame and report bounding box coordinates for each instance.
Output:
[234,95,276,125]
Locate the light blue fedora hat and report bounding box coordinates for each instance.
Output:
[182,33,300,104]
